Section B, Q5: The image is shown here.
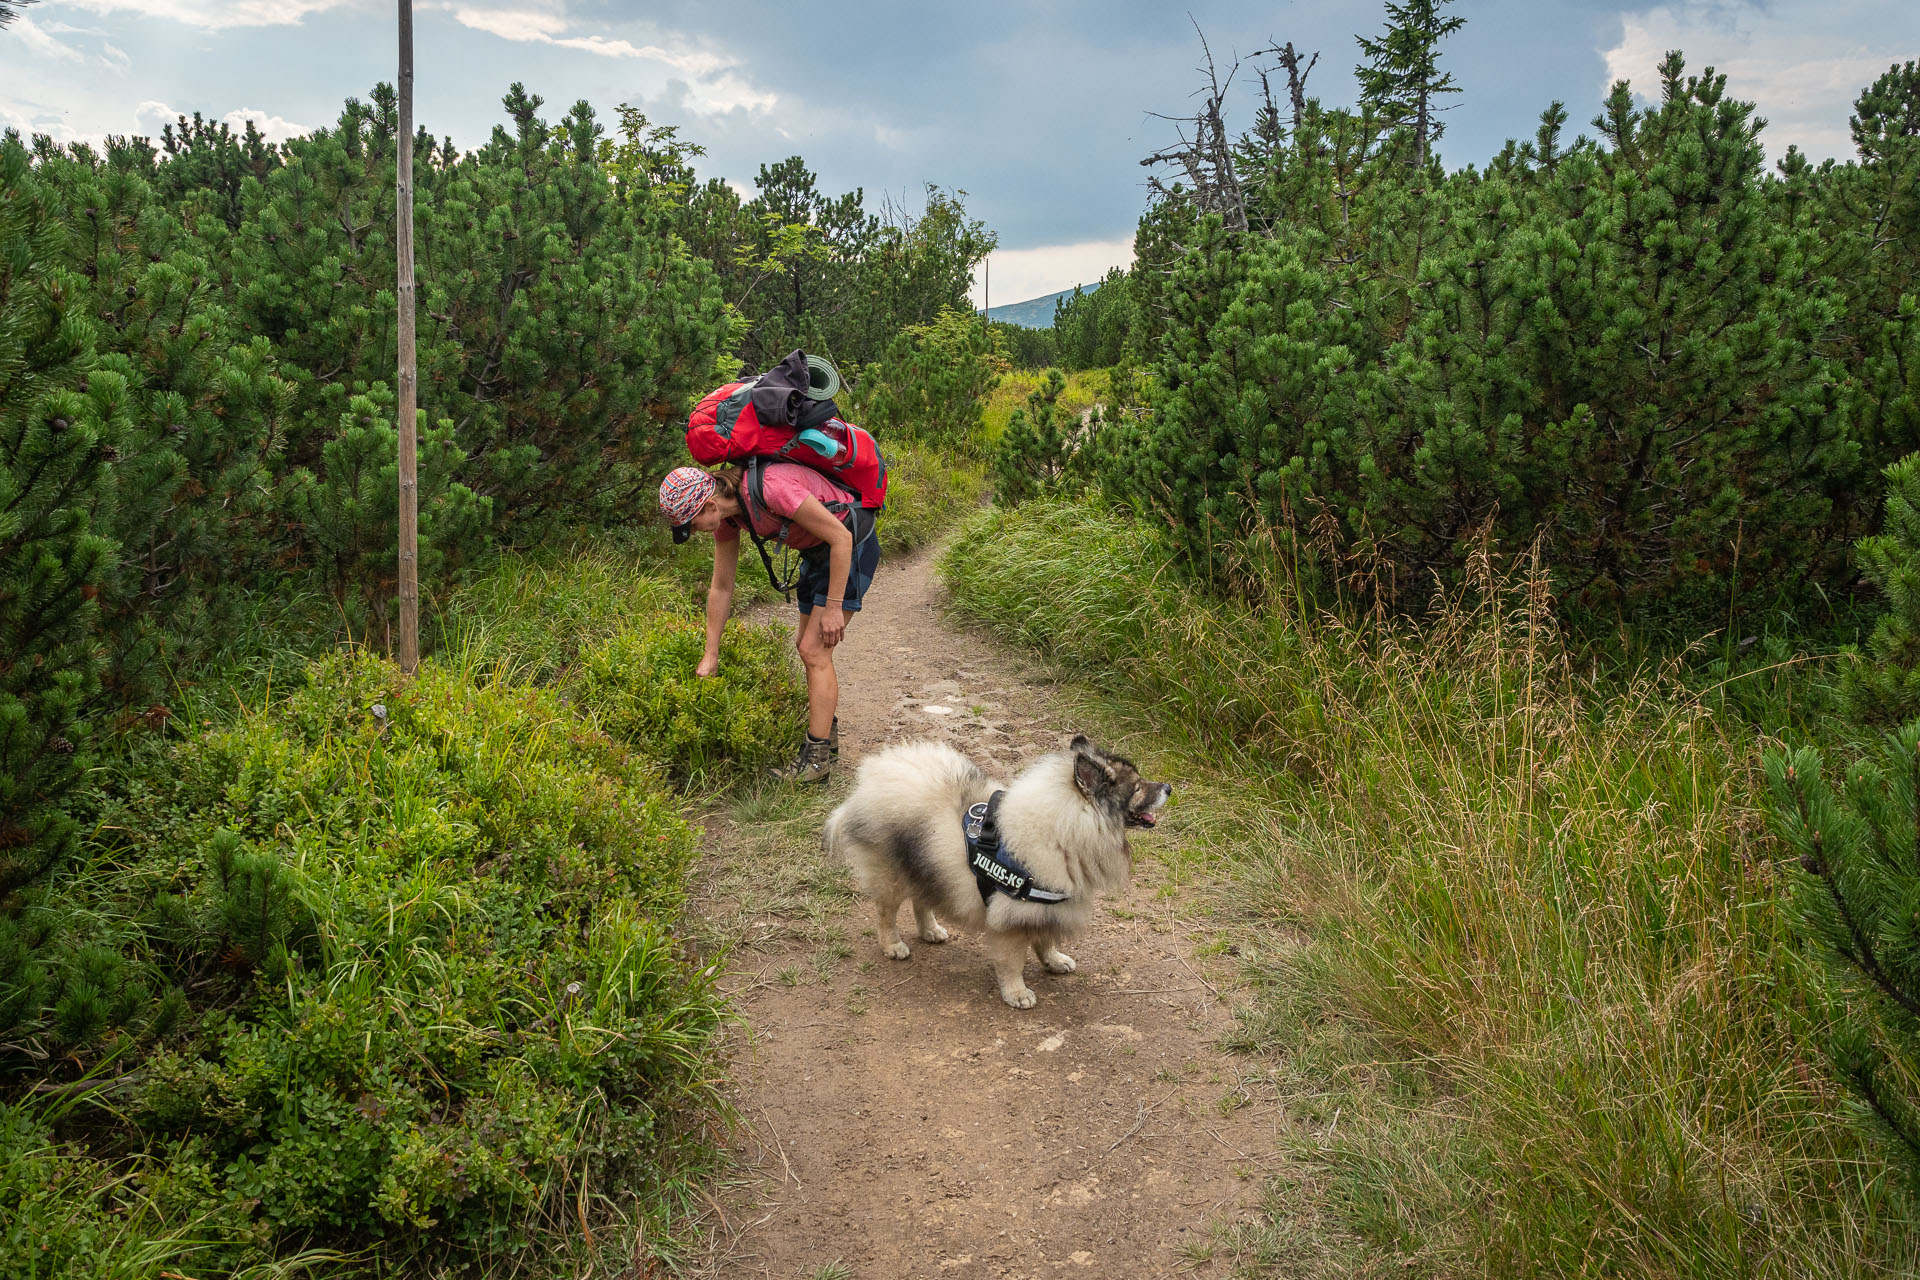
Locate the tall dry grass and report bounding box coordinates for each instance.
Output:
[941,498,1917,1276]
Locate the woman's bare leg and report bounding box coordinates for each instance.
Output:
[795,610,841,739]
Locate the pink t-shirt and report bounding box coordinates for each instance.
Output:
[719,463,856,550]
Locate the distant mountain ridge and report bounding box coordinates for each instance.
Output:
[985,281,1101,330]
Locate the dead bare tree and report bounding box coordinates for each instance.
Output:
[1264,41,1320,142]
[1139,22,1249,233]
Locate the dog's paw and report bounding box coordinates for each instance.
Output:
[884,940,911,960]
[1000,985,1038,1010]
[1041,949,1076,974]
[919,921,950,944]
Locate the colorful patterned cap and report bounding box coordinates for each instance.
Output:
[658,467,714,542]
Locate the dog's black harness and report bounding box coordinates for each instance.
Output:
[965,792,1070,904]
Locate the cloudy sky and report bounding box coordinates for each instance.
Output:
[5,0,1916,305]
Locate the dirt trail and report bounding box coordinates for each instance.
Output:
[690,540,1277,1280]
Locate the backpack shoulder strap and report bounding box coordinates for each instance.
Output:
[740,459,871,598]
[742,458,802,599]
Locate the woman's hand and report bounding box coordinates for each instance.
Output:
[786,499,853,648]
[696,653,720,678]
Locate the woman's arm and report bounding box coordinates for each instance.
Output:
[698,533,741,677]
[788,497,854,646]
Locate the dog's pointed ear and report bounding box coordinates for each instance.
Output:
[1073,752,1101,798]
[1070,733,1090,751]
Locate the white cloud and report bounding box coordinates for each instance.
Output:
[9,12,130,74]
[1602,1,1913,161]
[971,237,1136,311]
[450,5,724,71]
[11,16,86,61]
[133,99,184,135]
[448,5,774,114]
[0,100,86,146]
[662,74,776,116]
[224,106,312,142]
[60,0,355,31]
[448,6,567,42]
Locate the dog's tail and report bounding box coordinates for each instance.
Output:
[821,805,843,860]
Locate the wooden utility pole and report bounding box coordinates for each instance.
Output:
[395,0,419,673]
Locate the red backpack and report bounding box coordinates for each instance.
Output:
[686,379,889,510]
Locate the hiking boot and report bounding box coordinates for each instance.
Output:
[770,734,832,784]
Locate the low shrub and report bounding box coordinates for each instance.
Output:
[0,1101,219,1279]
[9,648,724,1275]
[577,616,806,783]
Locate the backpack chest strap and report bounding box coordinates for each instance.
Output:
[965,792,1070,905]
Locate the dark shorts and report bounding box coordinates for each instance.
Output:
[795,529,881,615]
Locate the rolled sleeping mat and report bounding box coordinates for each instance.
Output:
[803,354,841,401]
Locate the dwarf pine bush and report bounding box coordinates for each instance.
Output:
[1846,452,1920,723]
[852,307,998,452]
[285,390,491,641]
[991,369,1078,507]
[1768,726,1920,1191]
[1095,49,1920,635]
[0,140,126,1042]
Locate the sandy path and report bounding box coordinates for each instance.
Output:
[689,539,1276,1280]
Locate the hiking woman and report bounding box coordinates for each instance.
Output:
[658,463,881,783]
